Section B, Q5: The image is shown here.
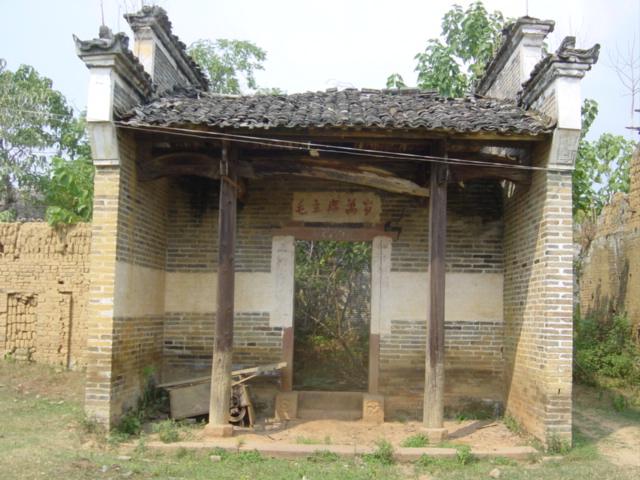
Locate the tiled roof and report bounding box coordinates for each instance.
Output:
[121,87,554,136]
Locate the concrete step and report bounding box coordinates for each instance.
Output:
[297,408,362,421]
[295,391,363,420]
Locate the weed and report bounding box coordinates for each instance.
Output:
[503,414,522,435]
[363,439,395,465]
[307,450,340,463]
[490,456,517,467]
[296,436,321,445]
[415,454,459,470]
[323,435,332,445]
[3,352,16,363]
[175,447,190,459]
[546,434,571,455]
[209,447,230,460]
[153,419,181,443]
[79,415,103,435]
[235,450,264,463]
[456,445,475,465]
[400,434,429,448]
[113,367,167,437]
[612,394,628,412]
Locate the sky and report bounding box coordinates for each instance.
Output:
[1,0,638,141]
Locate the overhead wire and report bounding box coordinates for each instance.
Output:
[114,121,569,173]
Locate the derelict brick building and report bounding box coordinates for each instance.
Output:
[72,7,598,444]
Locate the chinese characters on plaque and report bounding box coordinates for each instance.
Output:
[292,192,381,223]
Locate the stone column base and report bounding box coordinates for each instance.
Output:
[422,427,448,443]
[204,423,234,437]
[362,394,385,423]
[275,391,298,421]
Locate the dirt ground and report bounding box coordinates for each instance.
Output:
[1,361,639,480]
[222,417,526,449]
[573,384,640,468]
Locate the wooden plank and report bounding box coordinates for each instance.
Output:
[170,383,210,420]
[423,150,448,429]
[208,140,238,428]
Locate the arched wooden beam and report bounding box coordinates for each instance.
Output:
[250,159,430,197]
[137,152,220,181]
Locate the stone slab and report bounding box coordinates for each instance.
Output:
[275,391,298,420]
[142,441,538,462]
[362,394,385,424]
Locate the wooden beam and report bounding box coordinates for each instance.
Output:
[272,223,399,241]
[449,165,531,185]
[252,159,429,197]
[207,140,237,437]
[424,153,448,434]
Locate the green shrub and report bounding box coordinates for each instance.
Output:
[574,314,640,385]
[363,439,395,465]
[455,445,475,465]
[153,419,181,443]
[115,410,143,436]
[401,434,429,448]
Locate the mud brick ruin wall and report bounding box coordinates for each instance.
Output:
[580,145,640,338]
[0,222,91,367]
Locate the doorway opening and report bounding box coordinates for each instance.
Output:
[293,240,372,392]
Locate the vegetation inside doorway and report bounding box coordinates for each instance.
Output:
[293,240,372,392]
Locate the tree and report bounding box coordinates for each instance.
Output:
[0,60,94,224]
[386,1,505,97]
[573,99,636,221]
[45,115,94,226]
[188,39,267,94]
[0,60,73,218]
[294,240,371,390]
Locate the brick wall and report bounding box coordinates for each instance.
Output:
[0,223,91,367]
[85,129,169,424]
[163,172,506,417]
[503,144,574,443]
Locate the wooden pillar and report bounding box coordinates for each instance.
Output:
[207,140,237,436]
[423,151,448,439]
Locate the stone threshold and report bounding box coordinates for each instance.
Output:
[140,440,537,462]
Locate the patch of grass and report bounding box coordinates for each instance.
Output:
[234,450,265,464]
[612,393,628,412]
[307,450,340,463]
[400,433,429,448]
[295,436,322,445]
[490,456,518,467]
[363,439,395,465]
[79,414,104,435]
[546,434,572,455]
[415,454,460,470]
[153,419,181,443]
